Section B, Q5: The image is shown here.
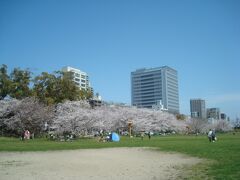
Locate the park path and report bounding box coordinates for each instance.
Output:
[0,147,201,180]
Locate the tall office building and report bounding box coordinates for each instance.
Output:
[207,108,220,120]
[62,66,91,91]
[190,99,206,119]
[131,66,179,114]
[220,113,227,120]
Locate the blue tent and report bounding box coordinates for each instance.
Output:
[111,132,120,142]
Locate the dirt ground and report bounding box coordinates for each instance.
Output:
[0,148,202,180]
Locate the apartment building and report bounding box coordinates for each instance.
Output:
[62,66,91,91]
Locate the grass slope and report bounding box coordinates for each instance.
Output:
[0,133,239,179]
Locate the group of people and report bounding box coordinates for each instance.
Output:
[21,130,34,140]
[208,129,217,142]
[141,131,152,140]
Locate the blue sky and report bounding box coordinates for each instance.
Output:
[0,0,240,119]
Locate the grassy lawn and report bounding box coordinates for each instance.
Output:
[0,132,239,179]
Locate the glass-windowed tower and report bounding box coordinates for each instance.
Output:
[131,66,179,114]
[190,99,206,119]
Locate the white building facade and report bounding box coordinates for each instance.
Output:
[62,66,91,91]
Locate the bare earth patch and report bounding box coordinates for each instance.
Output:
[0,148,202,180]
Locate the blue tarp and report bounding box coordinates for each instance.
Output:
[111,132,120,142]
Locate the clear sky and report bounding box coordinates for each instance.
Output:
[0,0,240,119]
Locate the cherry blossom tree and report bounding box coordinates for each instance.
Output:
[53,101,187,136]
[0,97,54,136]
[209,120,232,132]
[1,99,232,137]
[186,117,233,134]
[186,118,208,134]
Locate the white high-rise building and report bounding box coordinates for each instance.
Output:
[62,66,91,91]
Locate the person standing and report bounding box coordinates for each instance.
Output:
[141,132,144,140]
[148,132,151,140]
[24,130,30,140]
[21,131,25,141]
